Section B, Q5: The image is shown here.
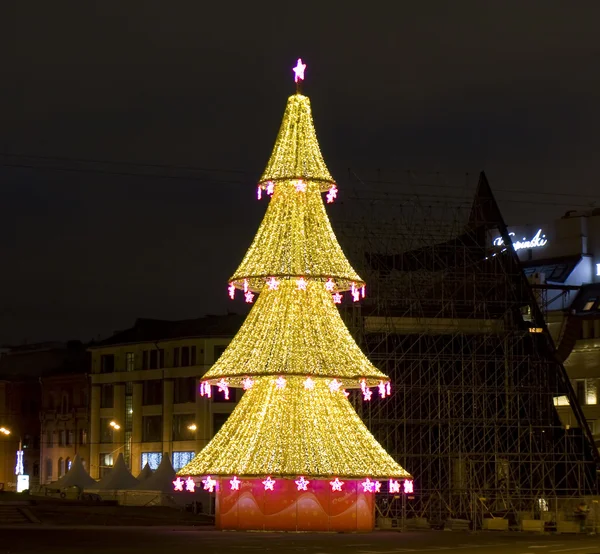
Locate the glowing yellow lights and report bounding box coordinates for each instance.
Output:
[231,180,363,293]
[188,424,197,431]
[260,94,334,189]
[109,421,121,430]
[178,377,410,479]
[202,280,387,388]
[0,427,10,436]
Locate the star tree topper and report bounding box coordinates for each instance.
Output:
[293,58,306,83]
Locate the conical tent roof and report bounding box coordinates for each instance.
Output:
[137,463,153,482]
[137,452,176,493]
[52,454,97,489]
[95,453,139,490]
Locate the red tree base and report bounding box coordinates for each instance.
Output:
[215,478,375,532]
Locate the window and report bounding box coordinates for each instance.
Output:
[46,430,53,448]
[181,347,190,367]
[173,347,180,367]
[172,414,196,441]
[174,377,196,404]
[142,350,148,370]
[100,384,114,408]
[33,462,39,478]
[583,298,597,311]
[99,453,113,478]
[60,393,69,413]
[100,354,115,373]
[172,451,195,471]
[191,346,197,366]
[100,418,113,443]
[126,352,135,371]
[214,345,227,362]
[213,412,230,436]
[141,452,162,470]
[587,380,598,405]
[58,457,65,478]
[67,430,74,446]
[66,457,72,471]
[149,349,165,370]
[79,429,87,445]
[142,415,162,442]
[554,395,570,406]
[576,380,586,404]
[58,430,66,447]
[143,380,163,405]
[45,458,52,483]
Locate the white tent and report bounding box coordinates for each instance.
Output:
[136,452,176,493]
[94,453,139,490]
[51,454,97,489]
[137,463,153,482]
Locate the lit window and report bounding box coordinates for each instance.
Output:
[583,298,597,311]
[126,352,135,371]
[587,380,597,405]
[529,327,543,333]
[554,396,570,406]
[172,451,195,471]
[141,452,162,470]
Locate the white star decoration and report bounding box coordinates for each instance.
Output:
[389,479,401,494]
[245,291,254,303]
[361,478,374,493]
[332,292,342,304]
[173,477,184,491]
[295,476,310,491]
[363,388,372,401]
[326,184,338,203]
[304,377,315,390]
[263,476,276,491]
[404,480,414,494]
[296,277,307,290]
[267,277,280,290]
[242,377,254,390]
[230,476,241,491]
[275,376,286,389]
[293,58,306,82]
[294,180,307,192]
[202,476,217,492]
[330,478,344,492]
[328,379,342,393]
[217,378,230,400]
[185,477,196,492]
[325,278,335,292]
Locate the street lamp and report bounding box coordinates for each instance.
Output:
[187,424,197,431]
[109,421,121,430]
[0,427,10,435]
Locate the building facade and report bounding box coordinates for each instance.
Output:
[88,315,243,478]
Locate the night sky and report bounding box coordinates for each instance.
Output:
[1,2,599,344]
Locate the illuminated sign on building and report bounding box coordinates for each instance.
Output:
[597,263,600,276]
[17,474,29,493]
[493,229,548,252]
[15,450,24,476]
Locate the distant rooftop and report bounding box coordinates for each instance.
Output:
[92,314,245,348]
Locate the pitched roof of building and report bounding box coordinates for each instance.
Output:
[91,314,245,348]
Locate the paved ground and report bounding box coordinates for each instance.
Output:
[1,528,600,554]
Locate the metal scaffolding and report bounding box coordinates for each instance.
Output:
[335,170,599,526]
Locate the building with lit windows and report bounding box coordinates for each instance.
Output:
[500,209,600,446]
[88,315,243,478]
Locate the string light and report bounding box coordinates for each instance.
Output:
[378,381,387,399]
[404,480,414,494]
[266,181,274,196]
[173,477,184,491]
[257,186,262,200]
[243,279,249,293]
[218,379,230,400]
[202,476,217,492]
[352,289,360,302]
[374,481,381,493]
[330,478,344,492]
[386,382,391,396]
[185,477,196,492]
[228,283,235,300]
[178,377,409,479]
[245,291,254,303]
[363,388,372,401]
[361,285,366,298]
[262,476,276,491]
[230,476,241,491]
[295,476,310,491]
[389,480,401,494]
[200,382,212,398]
[326,184,338,204]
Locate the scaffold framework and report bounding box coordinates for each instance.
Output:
[334,170,599,526]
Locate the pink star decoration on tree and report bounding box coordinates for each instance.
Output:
[257,186,262,200]
[185,477,196,492]
[330,477,344,492]
[374,481,381,493]
[389,479,401,494]
[217,379,230,400]
[228,283,235,299]
[378,381,387,398]
[328,379,342,393]
[293,58,306,83]
[325,278,335,292]
[304,377,315,390]
[173,477,184,491]
[275,376,286,389]
[296,277,307,291]
[267,277,280,290]
[242,377,254,390]
[294,180,307,192]
[332,292,342,304]
[202,476,217,493]
[263,476,276,491]
[403,479,414,494]
[200,382,212,398]
[266,181,274,195]
[361,478,374,493]
[326,184,338,203]
[295,476,310,491]
[245,291,254,303]
[363,388,372,401]
[230,476,241,491]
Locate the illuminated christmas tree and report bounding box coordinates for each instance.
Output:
[179,60,411,532]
